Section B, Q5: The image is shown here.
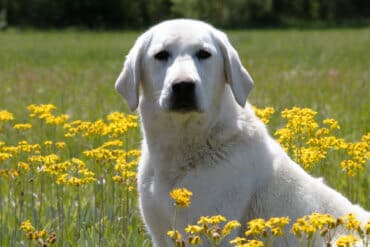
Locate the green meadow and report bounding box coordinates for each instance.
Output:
[0,28,369,246]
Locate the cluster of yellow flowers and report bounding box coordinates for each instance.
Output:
[264,107,370,174]
[170,188,193,208]
[1,104,369,245]
[63,112,138,138]
[0,104,139,187]
[28,104,69,125]
[0,104,140,245]
[168,213,242,247]
[20,220,56,246]
[253,107,275,124]
[168,188,370,247]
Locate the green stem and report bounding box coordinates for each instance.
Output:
[76,186,81,240]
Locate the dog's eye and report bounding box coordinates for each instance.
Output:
[196,49,211,60]
[154,50,170,61]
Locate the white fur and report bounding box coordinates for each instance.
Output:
[115,19,370,247]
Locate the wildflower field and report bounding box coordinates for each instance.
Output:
[0,28,369,246]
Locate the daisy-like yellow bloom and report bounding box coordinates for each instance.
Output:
[253,106,275,124]
[222,220,241,235]
[0,109,14,121]
[185,225,204,235]
[13,123,32,130]
[232,239,265,247]
[340,137,369,176]
[266,217,290,236]
[170,188,193,208]
[197,215,227,225]
[365,220,370,235]
[105,112,138,137]
[0,152,12,161]
[20,220,35,232]
[27,104,56,117]
[44,140,53,147]
[323,118,340,129]
[291,216,316,238]
[83,147,115,161]
[339,213,361,232]
[167,230,182,240]
[188,235,202,245]
[45,114,69,125]
[55,142,66,149]
[335,234,359,247]
[18,161,31,171]
[308,213,335,229]
[230,237,247,245]
[245,218,267,237]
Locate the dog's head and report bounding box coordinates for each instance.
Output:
[115,19,253,114]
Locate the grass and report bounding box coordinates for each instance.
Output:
[0,27,369,246]
[1,28,369,136]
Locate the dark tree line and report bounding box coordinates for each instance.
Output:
[0,0,369,29]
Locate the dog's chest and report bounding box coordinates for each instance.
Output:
[157,139,231,179]
[139,139,256,229]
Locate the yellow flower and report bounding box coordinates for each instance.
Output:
[188,235,202,245]
[245,240,265,247]
[309,213,335,229]
[34,230,47,238]
[222,220,241,236]
[197,215,227,225]
[0,152,12,161]
[291,216,316,238]
[185,225,204,234]
[233,239,264,247]
[253,106,275,124]
[340,213,361,232]
[13,123,32,130]
[340,160,364,177]
[335,234,358,247]
[230,237,246,245]
[266,217,290,236]
[45,114,69,125]
[18,161,31,171]
[55,142,66,149]
[27,104,56,117]
[112,175,123,183]
[56,173,68,184]
[20,220,35,232]
[323,119,340,129]
[167,230,182,240]
[365,220,370,235]
[245,218,266,237]
[0,110,14,122]
[71,158,85,169]
[44,140,53,146]
[170,188,193,208]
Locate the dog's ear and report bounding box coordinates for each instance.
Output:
[213,30,254,107]
[115,32,151,111]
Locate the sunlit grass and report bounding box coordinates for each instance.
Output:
[0,28,369,246]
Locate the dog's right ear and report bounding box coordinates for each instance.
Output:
[115,32,151,111]
[212,29,254,107]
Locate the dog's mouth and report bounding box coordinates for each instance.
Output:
[168,96,199,113]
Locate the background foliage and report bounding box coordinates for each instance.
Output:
[0,0,370,29]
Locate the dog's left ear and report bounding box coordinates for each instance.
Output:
[213,30,254,107]
[115,31,151,111]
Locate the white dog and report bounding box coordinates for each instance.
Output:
[115,19,369,246]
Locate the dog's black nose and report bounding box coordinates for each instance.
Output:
[171,81,195,96]
[169,81,198,112]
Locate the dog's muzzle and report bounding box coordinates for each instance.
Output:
[168,81,198,112]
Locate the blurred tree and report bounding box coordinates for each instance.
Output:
[3,0,370,29]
